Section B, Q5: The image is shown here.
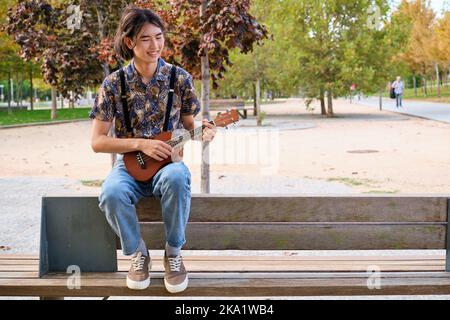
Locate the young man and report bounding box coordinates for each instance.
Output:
[392,76,404,108]
[89,5,216,293]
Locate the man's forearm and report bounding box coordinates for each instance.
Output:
[181,115,195,131]
[92,135,143,154]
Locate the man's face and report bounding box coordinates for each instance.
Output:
[397,77,401,82]
[126,23,164,64]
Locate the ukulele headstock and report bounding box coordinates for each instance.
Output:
[214,109,240,128]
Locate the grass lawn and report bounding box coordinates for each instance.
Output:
[0,107,91,126]
[403,85,450,103]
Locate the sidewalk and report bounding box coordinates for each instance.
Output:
[357,97,450,124]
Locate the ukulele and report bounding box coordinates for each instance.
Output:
[123,109,239,182]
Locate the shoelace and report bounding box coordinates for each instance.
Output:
[131,252,146,272]
[168,256,182,272]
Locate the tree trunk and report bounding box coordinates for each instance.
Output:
[96,6,110,77]
[15,73,19,108]
[413,74,417,96]
[29,62,33,111]
[51,86,57,120]
[256,79,262,126]
[102,63,110,78]
[7,72,12,115]
[320,88,326,115]
[445,70,449,88]
[18,73,23,108]
[252,83,257,116]
[200,0,210,194]
[96,5,115,166]
[10,78,13,107]
[435,63,441,98]
[69,91,75,109]
[109,125,117,167]
[422,76,427,96]
[326,90,333,117]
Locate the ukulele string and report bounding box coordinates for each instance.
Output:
[139,125,205,161]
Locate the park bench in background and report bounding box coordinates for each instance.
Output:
[209,99,253,119]
[1,195,450,299]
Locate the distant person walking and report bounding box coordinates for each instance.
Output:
[391,76,404,108]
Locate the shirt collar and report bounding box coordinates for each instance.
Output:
[125,58,167,83]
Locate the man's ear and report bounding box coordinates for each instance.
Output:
[124,37,135,50]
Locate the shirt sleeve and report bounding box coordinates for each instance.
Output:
[89,77,116,122]
[180,73,201,117]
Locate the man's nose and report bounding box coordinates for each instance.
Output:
[149,38,159,49]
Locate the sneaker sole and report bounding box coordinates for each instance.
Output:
[126,276,150,290]
[164,275,188,293]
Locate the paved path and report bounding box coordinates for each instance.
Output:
[356,97,450,124]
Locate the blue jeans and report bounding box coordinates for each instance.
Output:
[98,155,191,256]
[396,93,403,107]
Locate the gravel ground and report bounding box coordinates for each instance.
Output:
[0,177,98,254]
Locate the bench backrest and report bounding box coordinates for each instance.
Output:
[134,195,449,250]
[209,99,245,108]
[39,195,450,276]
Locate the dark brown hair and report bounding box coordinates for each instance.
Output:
[114,5,166,61]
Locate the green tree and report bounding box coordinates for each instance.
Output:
[284,0,393,116]
[392,0,436,96]
[4,0,129,118]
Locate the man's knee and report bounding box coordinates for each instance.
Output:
[160,163,191,189]
[100,181,130,207]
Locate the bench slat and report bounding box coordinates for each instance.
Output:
[0,258,445,273]
[3,271,450,280]
[4,271,450,280]
[33,271,450,279]
[0,253,446,261]
[137,223,446,250]
[136,196,448,222]
[0,272,39,278]
[3,274,450,297]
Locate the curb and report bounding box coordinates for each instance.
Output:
[0,119,90,130]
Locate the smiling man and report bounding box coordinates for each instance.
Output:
[89,5,216,293]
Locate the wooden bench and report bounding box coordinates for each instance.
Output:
[209,99,252,119]
[1,195,450,299]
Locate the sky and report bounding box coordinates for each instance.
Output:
[429,0,449,12]
[392,0,449,13]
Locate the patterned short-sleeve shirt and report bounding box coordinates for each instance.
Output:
[89,58,201,138]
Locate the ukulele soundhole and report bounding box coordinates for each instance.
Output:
[136,152,146,169]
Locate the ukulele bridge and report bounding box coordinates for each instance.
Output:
[136,152,146,169]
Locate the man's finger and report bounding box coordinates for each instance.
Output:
[203,119,215,128]
[158,141,173,152]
